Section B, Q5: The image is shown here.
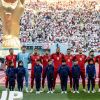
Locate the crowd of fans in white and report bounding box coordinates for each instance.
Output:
[0,0,100,52]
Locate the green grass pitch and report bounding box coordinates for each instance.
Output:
[0,85,100,100]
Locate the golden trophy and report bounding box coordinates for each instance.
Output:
[0,0,25,49]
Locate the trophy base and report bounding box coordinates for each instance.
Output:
[2,35,21,49]
[0,48,21,57]
[0,35,21,57]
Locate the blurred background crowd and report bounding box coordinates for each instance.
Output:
[0,0,100,52]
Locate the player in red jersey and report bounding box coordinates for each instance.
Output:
[95,55,100,92]
[5,48,17,89]
[42,49,51,90]
[74,48,87,92]
[64,48,74,91]
[86,50,96,92]
[5,48,17,68]
[51,47,64,90]
[86,50,96,62]
[30,48,42,92]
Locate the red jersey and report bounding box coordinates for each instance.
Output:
[42,54,51,68]
[30,54,41,69]
[74,54,87,70]
[51,53,64,70]
[6,55,17,67]
[96,55,100,66]
[64,54,74,70]
[95,55,100,73]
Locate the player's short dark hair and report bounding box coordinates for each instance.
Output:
[45,49,49,51]
[67,48,71,51]
[21,45,26,49]
[34,48,38,50]
[18,60,23,66]
[89,50,94,53]
[56,47,60,49]
[73,59,78,62]
[88,58,94,64]
[37,59,41,63]
[9,48,13,51]
[62,59,66,63]
[48,59,52,62]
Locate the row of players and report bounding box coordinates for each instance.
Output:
[5,46,100,93]
[6,58,96,94]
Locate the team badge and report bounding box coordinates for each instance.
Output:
[68,59,70,62]
[57,57,59,60]
[80,58,82,61]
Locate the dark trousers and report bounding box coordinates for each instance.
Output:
[73,78,79,91]
[80,71,85,89]
[9,81,15,91]
[69,72,72,88]
[60,76,68,91]
[42,69,46,88]
[17,80,23,91]
[35,77,41,91]
[53,70,58,89]
[87,77,95,91]
[47,75,54,91]
[31,69,34,88]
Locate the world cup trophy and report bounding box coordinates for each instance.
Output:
[0,0,25,49]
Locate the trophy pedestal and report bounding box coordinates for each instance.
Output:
[0,48,21,57]
[0,35,21,57]
[2,35,21,49]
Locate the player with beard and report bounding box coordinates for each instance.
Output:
[42,49,51,91]
[64,48,74,92]
[30,48,42,93]
[5,48,17,90]
[51,47,64,91]
[86,50,96,62]
[86,50,96,92]
[74,48,87,92]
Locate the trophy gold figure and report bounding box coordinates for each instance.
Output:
[0,0,25,49]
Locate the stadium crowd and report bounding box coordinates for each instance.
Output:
[0,0,99,52]
[20,0,100,52]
